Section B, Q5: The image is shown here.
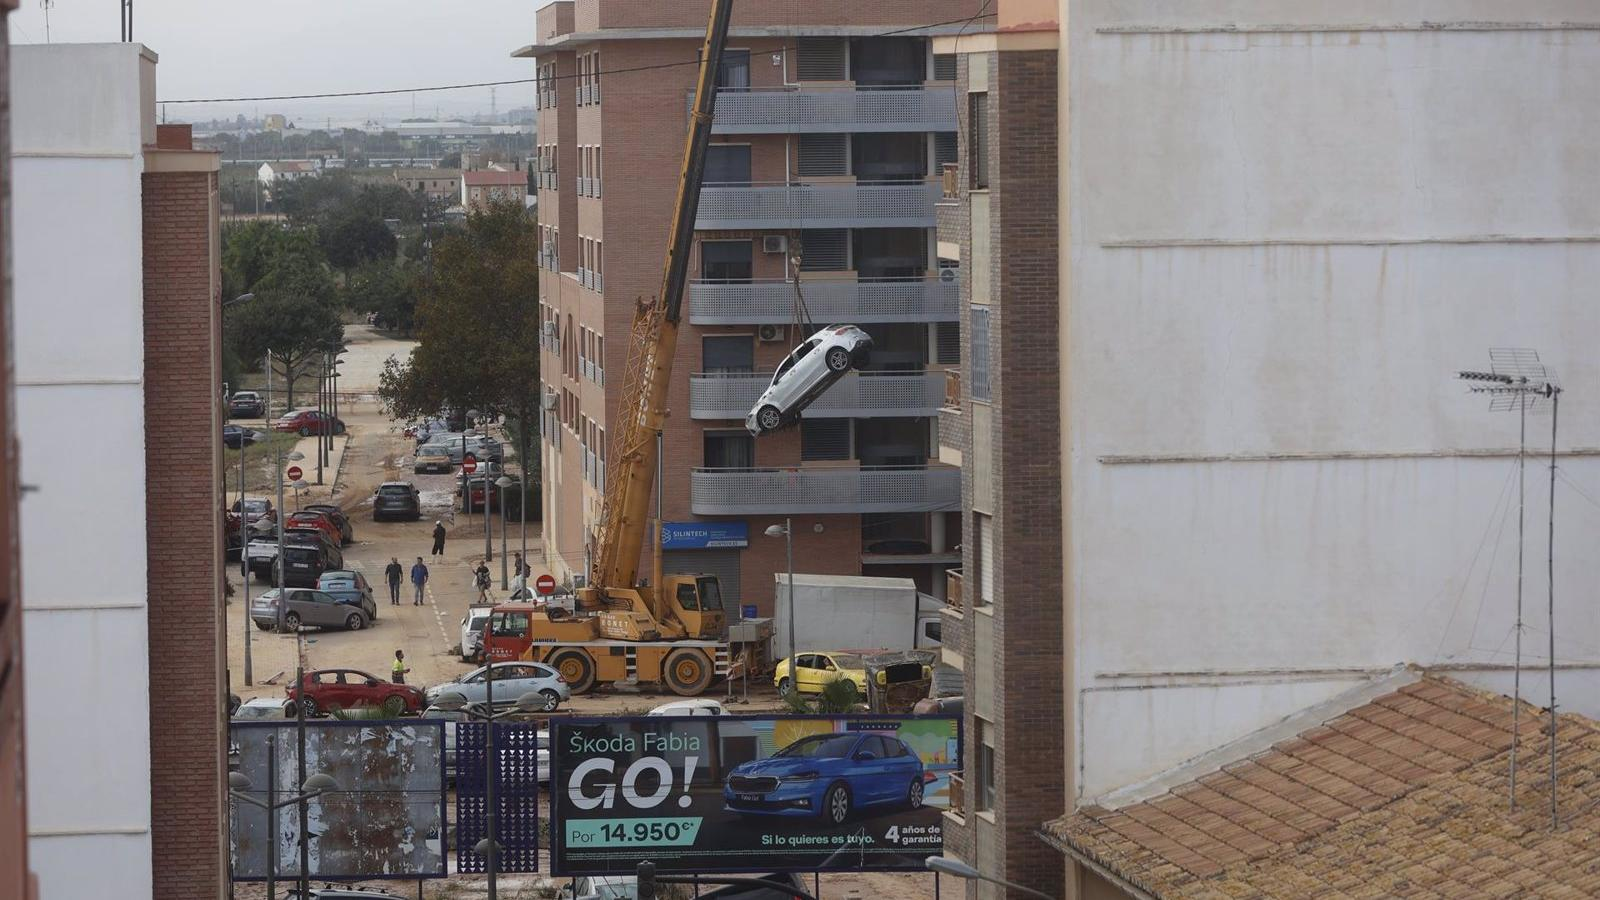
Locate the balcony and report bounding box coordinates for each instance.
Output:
[691,465,959,515]
[704,86,957,134]
[945,568,963,611]
[689,276,956,325]
[689,371,945,420]
[941,162,960,200]
[696,181,940,230]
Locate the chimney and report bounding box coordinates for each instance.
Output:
[155,124,193,151]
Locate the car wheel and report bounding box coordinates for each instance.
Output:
[300,697,319,718]
[345,613,364,631]
[825,346,851,372]
[283,611,302,630]
[298,426,310,437]
[823,783,852,825]
[381,695,407,718]
[777,677,793,697]
[663,649,712,696]
[550,650,596,694]
[908,778,925,810]
[757,405,782,432]
[539,689,561,712]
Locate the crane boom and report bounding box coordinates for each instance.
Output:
[590,0,735,595]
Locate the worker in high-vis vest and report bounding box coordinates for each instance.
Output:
[392,649,411,685]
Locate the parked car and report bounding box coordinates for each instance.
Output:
[423,662,569,712]
[648,698,725,717]
[273,409,346,436]
[427,431,499,465]
[251,587,371,632]
[222,424,264,449]
[286,510,343,545]
[317,570,377,622]
[460,605,494,662]
[232,697,292,720]
[459,474,503,512]
[772,651,868,697]
[413,444,454,474]
[232,497,276,525]
[745,325,873,435]
[303,503,354,544]
[373,481,423,521]
[277,540,343,587]
[286,668,424,718]
[228,390,265,418]
[723,731,928,825]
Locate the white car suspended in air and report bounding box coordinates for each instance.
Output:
[745,324,873,435]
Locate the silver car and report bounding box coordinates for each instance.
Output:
[249,588,372,632]
[745,325,873,435]
[424,662,569,712]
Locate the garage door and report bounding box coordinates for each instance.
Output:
[662,549,743,615]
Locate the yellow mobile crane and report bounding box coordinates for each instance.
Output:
[509,0,735,696]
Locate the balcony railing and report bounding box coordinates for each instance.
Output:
[689,371,944,420]
[945,568,963,611]
[943,368,962,409]
[941,162,960,200]
[696,181,940,230]
[691,465,959,515]
[701,86,957,134]
[689,275,957,325]
[948,773,965,816]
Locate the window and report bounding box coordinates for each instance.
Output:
[702,335,754,374]
[934,132,958,168]
[859,735,889,758]
[676,583,699,611]
[969,306,991,401]
[968,93,989,189]
[801,418,850,461]
[491,612,530,637]
[592,51,601,103]
[974,513,993,607]
[798,134,848,177]
[933,53,956,81]
[849,36,926,86]
[705,144,752,186]
[798,229,848,271]
[717,49,751,90]
[704,431,754,469]
[935,321,960,365]
[700,240,753,281]
[797,38,848,81]
[975,719,996,811]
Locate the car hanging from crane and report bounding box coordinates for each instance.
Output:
[745,324,873,435]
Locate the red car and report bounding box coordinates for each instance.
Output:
[286,668,424,717]
[273,409,346,436]
[286,510,342,545]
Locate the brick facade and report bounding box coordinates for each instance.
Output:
[141,162,226,900]
[950,46,1066,899]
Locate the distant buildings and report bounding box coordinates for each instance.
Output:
[256,159,317,184]
[462,167,527,212]
[392,167,463,202]
[262,112,288,132]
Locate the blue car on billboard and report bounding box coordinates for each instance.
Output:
[724,731,929,825]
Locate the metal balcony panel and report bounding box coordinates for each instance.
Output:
[696,182,939,230]
[689,277,957,325]
[689,372,944,420]
[705,87,957,134]
[692,466,959,515]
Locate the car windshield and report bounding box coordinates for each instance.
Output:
[774,734,861,759]
[420,446,448,457]
[235,703,281,720]
[697,577,724,610]
[237,499,268,513]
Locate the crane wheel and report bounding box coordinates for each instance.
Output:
[551,650,596,694]
[663,649,713,696]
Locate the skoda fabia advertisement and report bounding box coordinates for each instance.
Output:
[550,715,960,876]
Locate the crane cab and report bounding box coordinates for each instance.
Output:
[666,574,726,638]
[583,574,726,641]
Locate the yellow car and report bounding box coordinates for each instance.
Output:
[773,651,868,696]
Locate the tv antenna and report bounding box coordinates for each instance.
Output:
[120,0,134,42]
[41,0,53,43]
[1457,348,1563,827]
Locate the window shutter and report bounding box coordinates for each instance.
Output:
[798,134,848,177]
[797,38,848,81]
[801,418,851,461]
[970,306,991,400]
[935,322,960,365]
[797,229,848,271]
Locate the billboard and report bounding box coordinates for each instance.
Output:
[662,521,749,549]
[454,721,541,873]
[230,721,447,881]
[551,715,960,876]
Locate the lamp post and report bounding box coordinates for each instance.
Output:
[222,292,256,683]
[431,683,552,900]
[925,856,1056,900]
[227,744,342,900]
[765,519,794,694]
[273,450,306,633]
[495,476,514,589]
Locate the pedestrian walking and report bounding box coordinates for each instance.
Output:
[384,557,404,605]
[431,521,447,556]
[410,556,429,606]
[474,560,492,603]
[391,649,411,685]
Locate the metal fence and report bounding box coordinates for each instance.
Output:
[691,465,960,514]
[689,371,945,419]
[689,276,958,324]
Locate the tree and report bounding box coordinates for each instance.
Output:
[379,201,540,477]
[226,291,344,409]
[344,260,419,333]
[221,220,328,302]
[324,211,398,271]
[438,152,462,169]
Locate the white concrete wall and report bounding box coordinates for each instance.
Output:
[11,43,156,900]
[1063,3,1600,799]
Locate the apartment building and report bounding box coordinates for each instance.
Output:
[462,167,528,212]
[935,1,1600,897]
[517,0,980,612]
[13,44,226,900]
[391,166,463,202]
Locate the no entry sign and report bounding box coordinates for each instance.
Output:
[286,465,303,481]
[462,455,478,474]
[535,573,556,596]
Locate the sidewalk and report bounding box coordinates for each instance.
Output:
[283,432,349,507]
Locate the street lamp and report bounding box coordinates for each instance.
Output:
[227,737,343,900]
[765,520,794,695]
[924,856,1056,900]
[431,683,552,900]
[495,476,514,589]
[222,292,258,681]
[272,450,306,634]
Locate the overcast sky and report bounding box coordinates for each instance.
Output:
[8,1,543,122]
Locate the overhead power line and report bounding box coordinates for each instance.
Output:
[158,13,996,104]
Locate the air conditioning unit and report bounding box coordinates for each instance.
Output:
[541,386,559,409]
[542,321,558,337]
[762,235,789,254]
[757,324,786,343]
[938,266,959,284]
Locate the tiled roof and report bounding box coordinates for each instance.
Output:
[463,169,526,186]
[268,160,316,172]
[1046,675,1600,899]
